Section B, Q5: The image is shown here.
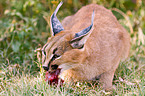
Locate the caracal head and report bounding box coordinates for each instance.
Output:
[41,1,95,73]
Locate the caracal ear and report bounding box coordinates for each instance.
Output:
[70,11,95,49]
[50,1,64,36]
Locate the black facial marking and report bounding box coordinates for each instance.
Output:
[48,54,60,69]
[51,64,58,70]
[53,48,58,54]
[51,54,60,62]
[42,50,46,56]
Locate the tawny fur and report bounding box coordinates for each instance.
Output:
[42,4,130,90]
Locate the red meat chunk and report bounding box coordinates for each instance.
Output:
[45,69,64,85]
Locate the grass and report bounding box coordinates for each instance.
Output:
[1,57,144,95]
[0,0,145,95]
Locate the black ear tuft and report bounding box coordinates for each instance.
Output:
[50,1,64,36]
[74,10,95,39]
[70,10,95,49]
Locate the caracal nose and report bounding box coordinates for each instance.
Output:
[42,66,49,71]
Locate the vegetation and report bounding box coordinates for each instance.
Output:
[0,0,145,95]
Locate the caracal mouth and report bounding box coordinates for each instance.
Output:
[45,68,64,85]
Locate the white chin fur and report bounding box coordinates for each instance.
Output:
[58,73,65,81]
[58,63,72,71]
[58,63,72,80]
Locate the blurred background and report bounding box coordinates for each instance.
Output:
[0,0,145,94]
